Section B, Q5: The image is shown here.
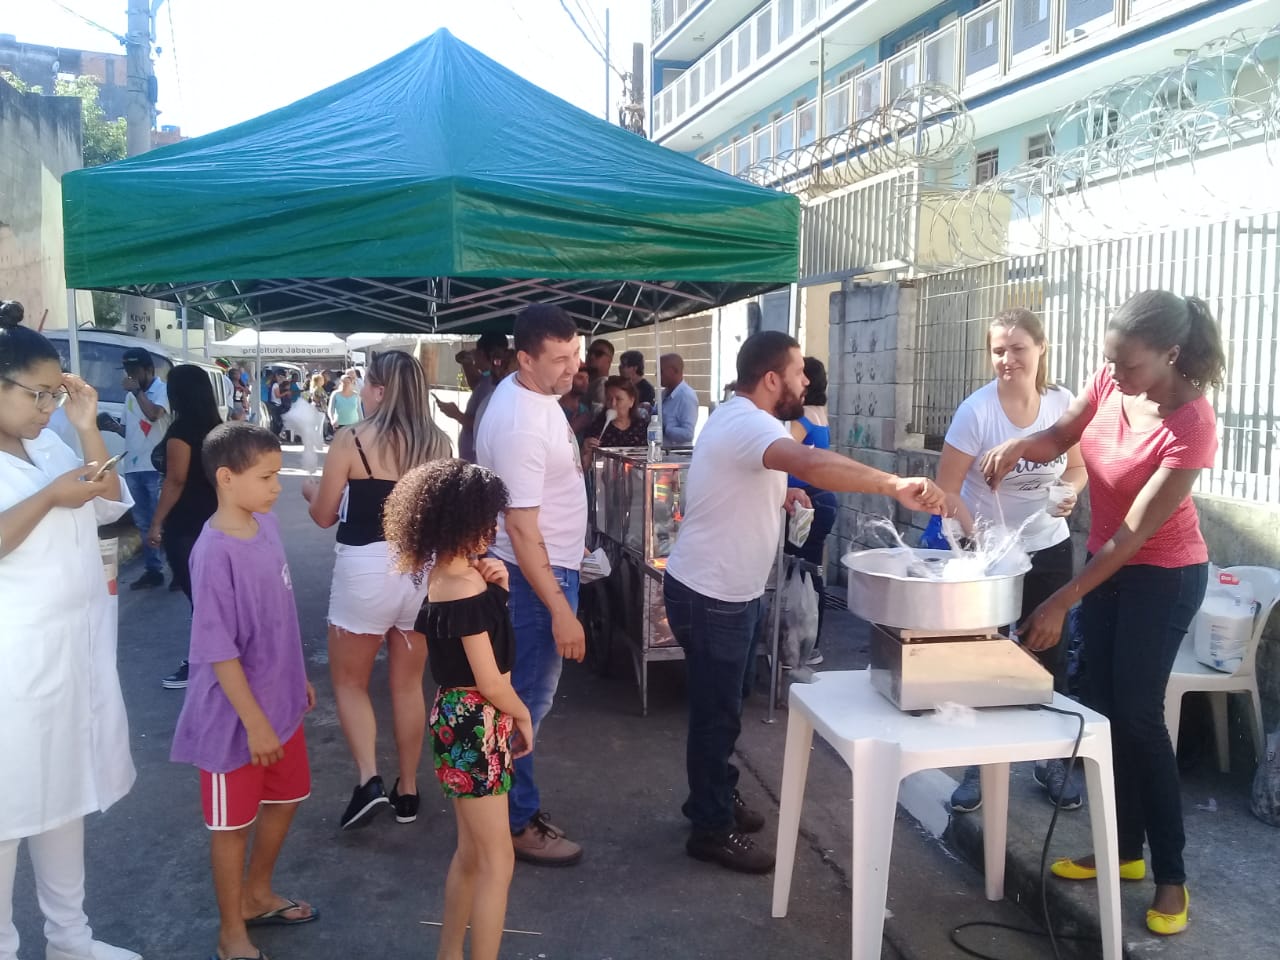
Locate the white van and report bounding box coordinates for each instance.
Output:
[42,328,232,459]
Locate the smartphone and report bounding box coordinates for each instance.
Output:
[90,453,125,481]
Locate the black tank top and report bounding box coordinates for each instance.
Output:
[336,432,397,546]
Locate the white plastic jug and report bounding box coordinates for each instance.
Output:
[1192,569,1256,673]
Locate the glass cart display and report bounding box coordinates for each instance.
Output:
[584,447,692,715]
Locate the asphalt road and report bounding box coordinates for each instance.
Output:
[12,449,1044,959]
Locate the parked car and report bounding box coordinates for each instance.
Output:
[42,328,232,458]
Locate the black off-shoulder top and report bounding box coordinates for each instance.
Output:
[415,582,514,689]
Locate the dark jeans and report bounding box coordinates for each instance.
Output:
[1020,538,1075,693]
[663,573,763,834]
[162,528,200,604]
[1079,560,1207,885]
[783,488,837,646]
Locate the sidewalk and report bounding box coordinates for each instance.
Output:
[815,611,1279,960]
[13,454,1276,958]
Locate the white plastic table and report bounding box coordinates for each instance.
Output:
[771,670,1121,960]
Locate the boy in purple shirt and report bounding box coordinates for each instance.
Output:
[171,422,318,960]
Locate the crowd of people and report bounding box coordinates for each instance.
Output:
[0,284,1227,959]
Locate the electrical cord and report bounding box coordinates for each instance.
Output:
[948,703,1103,960]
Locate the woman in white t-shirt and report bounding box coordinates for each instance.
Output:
[938,308,1088,814]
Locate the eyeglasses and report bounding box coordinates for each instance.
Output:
[2,376,69,411]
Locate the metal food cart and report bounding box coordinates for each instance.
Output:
[580,446,692,715]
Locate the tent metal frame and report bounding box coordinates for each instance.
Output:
[96,274,750,338]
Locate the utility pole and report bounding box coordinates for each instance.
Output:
[604,8,611,122]
[124,0,160,340]
[632,42,646,137]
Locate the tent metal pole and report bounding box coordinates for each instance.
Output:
[66,290,81,375]
[255,321,262,424]
[180,302,190,360]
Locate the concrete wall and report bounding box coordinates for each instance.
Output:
[0,77,81,326]
[828,280,1280,764]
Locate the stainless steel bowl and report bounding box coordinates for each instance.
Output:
[841,548,1024,632]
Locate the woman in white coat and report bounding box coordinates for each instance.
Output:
[0,302,141,960]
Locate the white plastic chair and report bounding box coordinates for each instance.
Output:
[1165,565,1280,771]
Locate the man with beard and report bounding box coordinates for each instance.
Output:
[663,331,947,874]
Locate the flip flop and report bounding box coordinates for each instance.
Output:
[244,897,319,927]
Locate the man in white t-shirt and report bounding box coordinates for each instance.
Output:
[664,331,946,874]
[476,304,587,867]
[116,346,171,589]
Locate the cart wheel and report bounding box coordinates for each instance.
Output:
[579,580,612,677]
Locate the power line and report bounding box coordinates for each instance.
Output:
[165,0,183,110]
[557,0,626,82]
[41,0,126,46]
[571,0,607,49]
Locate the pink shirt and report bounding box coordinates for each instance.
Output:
[1079,367,1217,568]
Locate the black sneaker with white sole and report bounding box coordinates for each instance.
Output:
[389,779,419,824]
[161,660,189,690]
[686,829,775,874]
[1033,759,1083,810]
[340,775,390,830]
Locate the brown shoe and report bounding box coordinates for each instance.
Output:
[512,812,582,866]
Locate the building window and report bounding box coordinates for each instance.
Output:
[1027,132,1052,164]
[974,148,999,184]
[894,29,931,54]
[756,9,773,58]
[1087,107,1120,147]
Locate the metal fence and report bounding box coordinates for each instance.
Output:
[912,212,1280,503]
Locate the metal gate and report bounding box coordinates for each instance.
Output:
[913,212,1280,503]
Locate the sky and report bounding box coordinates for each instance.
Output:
[5,0,651,137]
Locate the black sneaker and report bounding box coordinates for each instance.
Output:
[161,660,189,690]
[1034,759,1084,810]
[733,790,766,834]
[686,829,774,874]
[389,779,419,824]
[340,775,390,830]
[130,570,164,591]
[950,766,982,813]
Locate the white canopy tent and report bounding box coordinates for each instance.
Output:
[209,329,348,359]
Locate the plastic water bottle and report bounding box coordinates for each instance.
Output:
[647,411,663,461]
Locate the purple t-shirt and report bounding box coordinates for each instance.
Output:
[170,513,309,773]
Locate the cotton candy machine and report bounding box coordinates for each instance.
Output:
[842,548,1053,711]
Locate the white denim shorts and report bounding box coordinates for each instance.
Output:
[327,541,428,636]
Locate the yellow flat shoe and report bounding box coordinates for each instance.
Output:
[1050,857,1146,881]
[1146,886,1189,935]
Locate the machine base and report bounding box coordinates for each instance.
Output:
[869,624,1054,711]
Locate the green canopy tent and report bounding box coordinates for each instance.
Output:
[61,29,799,336]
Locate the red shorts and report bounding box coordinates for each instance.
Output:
[200,726,311,831]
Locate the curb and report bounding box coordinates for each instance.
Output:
[901,770,1114,960]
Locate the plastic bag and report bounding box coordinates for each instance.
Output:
[1250,728,1280,827]
[780,561,820,682]
[1193,566,1257,673]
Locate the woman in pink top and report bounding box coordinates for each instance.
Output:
[983,290,1224,937]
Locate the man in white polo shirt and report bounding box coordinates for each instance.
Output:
[477,304,587,867]
[665,331,946,874]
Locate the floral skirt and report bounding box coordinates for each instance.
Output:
[429,687,514,799]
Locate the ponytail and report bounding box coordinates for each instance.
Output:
[1177,296,1226,390]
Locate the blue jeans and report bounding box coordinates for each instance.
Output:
[504,561,579,832]
[1079,560,1207,885]
[663,573,763,834]
[125,470,165,573]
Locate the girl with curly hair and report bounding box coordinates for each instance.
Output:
[383,459,532,960]
[301,349,452,830]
